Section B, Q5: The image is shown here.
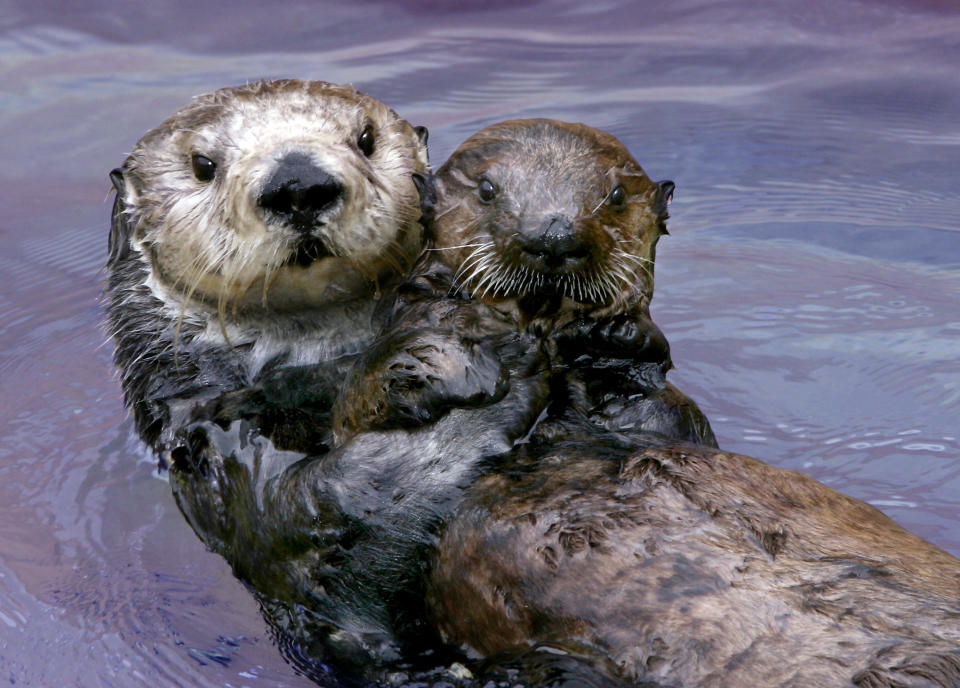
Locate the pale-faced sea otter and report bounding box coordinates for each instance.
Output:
[106,79,429,457]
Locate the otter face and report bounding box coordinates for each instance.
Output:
[112,80,428,313]
[433,119,673,315]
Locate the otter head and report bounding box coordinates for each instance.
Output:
[109,79,429,316]
[431,119,673,321]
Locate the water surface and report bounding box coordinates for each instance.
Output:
[2,0,959,685]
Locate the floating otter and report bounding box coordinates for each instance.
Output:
[103,79,450,682]
[408,126,960,687]
[106,79,429,454]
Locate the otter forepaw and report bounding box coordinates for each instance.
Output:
[334,332,509,439]
[555,313,670,366]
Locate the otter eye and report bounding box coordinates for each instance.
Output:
[191,153,217,182]
[357,125,375,157]
[477,179,497,204]
[609,184,626,208]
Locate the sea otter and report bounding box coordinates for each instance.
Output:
[105,79,429,456]
[103,79,453,682]
[322,120,960,687]
[406,126,960,686]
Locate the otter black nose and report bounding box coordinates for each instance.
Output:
[521,216,588,269]
[258,153,344,231]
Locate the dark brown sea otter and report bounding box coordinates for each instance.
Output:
[404,125,960,687]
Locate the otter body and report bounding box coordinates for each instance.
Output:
[105,80,459,683]
[428,442,960,687]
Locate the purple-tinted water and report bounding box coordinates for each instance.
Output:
[1,1,959,685]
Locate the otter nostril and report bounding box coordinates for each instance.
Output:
[258,153,344,230]
[522,216,587,268]
[300,178,343,212]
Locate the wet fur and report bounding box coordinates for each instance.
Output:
[428,441,960,687]
[411,125,960,688]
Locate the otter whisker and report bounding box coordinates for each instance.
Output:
[482,264,510,298]
[586,273,600,302]
[489,272,507,297]
[457,253,495,290]
[494,265,522,297]
[611,249,653,283]
[432,198,465,221]
[517,266,534,296]
[615,250,654,268]
[452,243,493,284]
[450,233,491,279]
[477,259,510,298]
[603,273,620,298]
[454,248,498,293]
[425,242,487,252]
[472,262,498,297]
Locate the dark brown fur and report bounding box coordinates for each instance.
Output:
[426,436,960,687]
[400,119,960,688]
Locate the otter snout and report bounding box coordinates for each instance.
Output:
[520,215,589,270]
[258,152,344,232]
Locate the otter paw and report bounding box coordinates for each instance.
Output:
[592,314,669,362]
[555,313,670,365]
[334,331,509,438]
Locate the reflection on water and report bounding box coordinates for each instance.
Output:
[1,0,959,685]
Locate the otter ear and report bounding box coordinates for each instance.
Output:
[414,125,429,148]
[108,168,132,267]
[655,180,675,208]
[412,172,437,226]
[110,168,124,194]
[653,180,675,235]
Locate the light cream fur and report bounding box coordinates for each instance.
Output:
[121,80,428,318]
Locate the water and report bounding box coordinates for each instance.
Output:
[2,0,959,684]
